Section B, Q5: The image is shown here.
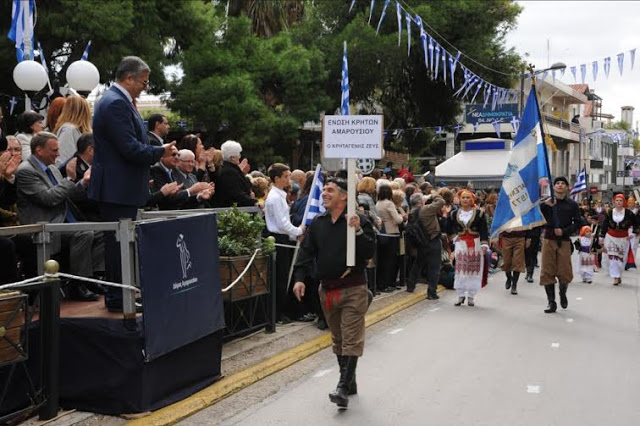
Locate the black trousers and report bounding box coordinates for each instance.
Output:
[0,236,18,284]
[407,237,442,297]
[525,236,540,276]
[271,232,294,318]
[99,202,138,309]
[376,237,399,290]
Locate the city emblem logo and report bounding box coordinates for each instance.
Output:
[504,163,519,179]
[176,234,192,279]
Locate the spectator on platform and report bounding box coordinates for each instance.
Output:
[150,149,213,210]
[90,55,176,313]
[46,97,66,133]
[174,149,199,190]
[0,136,21,226]
[54,95,93,164]
[16,132,104,301]
[60,133,93,182]
[146,113,170,147]
[15,111,45,160]
[212,140,256,207]
[177,134,212,182]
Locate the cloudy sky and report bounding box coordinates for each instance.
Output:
[505,1,640,125]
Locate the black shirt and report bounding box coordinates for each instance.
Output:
[540,196,583,239]
[293,210,376,283]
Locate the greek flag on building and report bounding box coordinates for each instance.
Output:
[490,87,552,239]
[570,167,587,198]
[303,164,325,226]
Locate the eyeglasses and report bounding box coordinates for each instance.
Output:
[140,79,149,87]
[171,153,180,157]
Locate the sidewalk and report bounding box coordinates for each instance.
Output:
[22,284,435,426]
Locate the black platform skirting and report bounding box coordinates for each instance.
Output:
[1,317,223,416]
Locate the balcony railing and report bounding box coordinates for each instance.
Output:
[543,113,581,134]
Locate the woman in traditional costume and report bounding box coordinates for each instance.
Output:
[626,197,638,268]
[446,189,489,306]
[599,194,636,285]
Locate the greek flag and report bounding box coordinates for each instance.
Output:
[7,0,35,62]
[341,41,350,116]
[490,87,552,240]
[570,167,587,197]
[81,40,92,61]
[302,164,325,226]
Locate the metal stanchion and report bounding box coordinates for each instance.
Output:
[266,251,277,333]
[39,260,60,420]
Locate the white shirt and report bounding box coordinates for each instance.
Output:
[265,186,302,240]
[612,208,625,223]
[459,209,473,225]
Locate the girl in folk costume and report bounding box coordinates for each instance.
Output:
[599,194,637,285]
[576,226,596,283]
[626,197,639,268]
[446,189,489,307]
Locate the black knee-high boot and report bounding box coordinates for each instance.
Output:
[329,356,358,408]
[505,271,512,289]
[511,272,520,295]
[559,283,568,309]
[544,284,557,313]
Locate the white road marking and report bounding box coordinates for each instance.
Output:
[576,297,583,301]
[527,385,542,393]
[551,342,560,349]
[566,318,574,323]
[388,328,404,335]
[428,307,441,312]
[313,369,333,378]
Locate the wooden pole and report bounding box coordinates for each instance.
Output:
[347,158,356,266]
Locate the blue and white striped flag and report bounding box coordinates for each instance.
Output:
[81,40,92,61]
[37,41,49,73]
[7,0,35,62]
[341,41,350,116]
[570,167,587,198]
[302,164,325,226]
[490,87,552,240]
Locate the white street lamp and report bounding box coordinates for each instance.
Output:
[12,60,48,111]
[66,60,100,97]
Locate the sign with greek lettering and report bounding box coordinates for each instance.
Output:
[137,213,224,361]
[465,103,518,125]
[323,115,384,159]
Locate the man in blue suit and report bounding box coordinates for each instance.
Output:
[90,56,176,313]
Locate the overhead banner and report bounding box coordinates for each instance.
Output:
[465,103,518,125]
[322,115,384,159]
[137,213,225,361]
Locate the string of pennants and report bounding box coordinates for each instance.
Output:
[351,0,518,111]
[523,49,637,84]
[384,118,522,141]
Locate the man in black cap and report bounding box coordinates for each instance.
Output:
[539,176,583,313]
[292,177,376,409]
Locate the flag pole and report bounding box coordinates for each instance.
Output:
[286,164,322,291]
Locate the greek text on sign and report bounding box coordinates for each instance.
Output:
[323,115,384,159]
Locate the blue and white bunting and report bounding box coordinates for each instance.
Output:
[510,116,519,133]
[434,43,440,79]
[368,0,375,24]
[441,50,448,86]
[617,52,624,76]
[341,41,350,116]
[470,81,483,103]
[489,87,551,240]
[450,51,461,88]
[376,0,390,34]
[631,48,636,70]
[592,60,598,81]
[428,35,435,74]
[453,124,462,140]
[349,0,357,13]
[604,57,611,78]
[396,1,402,46]
[570,66,577,82]
[472,122,480,134]
[404,10,412,56]
[492,119,501,139]
[580,64,586,84]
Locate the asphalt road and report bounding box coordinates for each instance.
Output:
[180,262,640,426]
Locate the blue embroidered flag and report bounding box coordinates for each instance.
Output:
[490,87,552,239]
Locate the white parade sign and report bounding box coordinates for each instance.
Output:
[322,115,384,159]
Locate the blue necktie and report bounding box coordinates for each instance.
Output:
[45,168,77,223]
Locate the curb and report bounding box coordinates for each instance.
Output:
[127,286,435,425]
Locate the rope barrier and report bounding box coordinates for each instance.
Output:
[0,273,140,292]
[0,275,47,290]
[274,243,298,249]
[221,248,261,293]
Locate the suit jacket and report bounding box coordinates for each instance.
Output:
[147,131,163,147]
[150,162,200,210]
[89,86,164,207]
[16,156,86,225]
[174,169,198,189]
